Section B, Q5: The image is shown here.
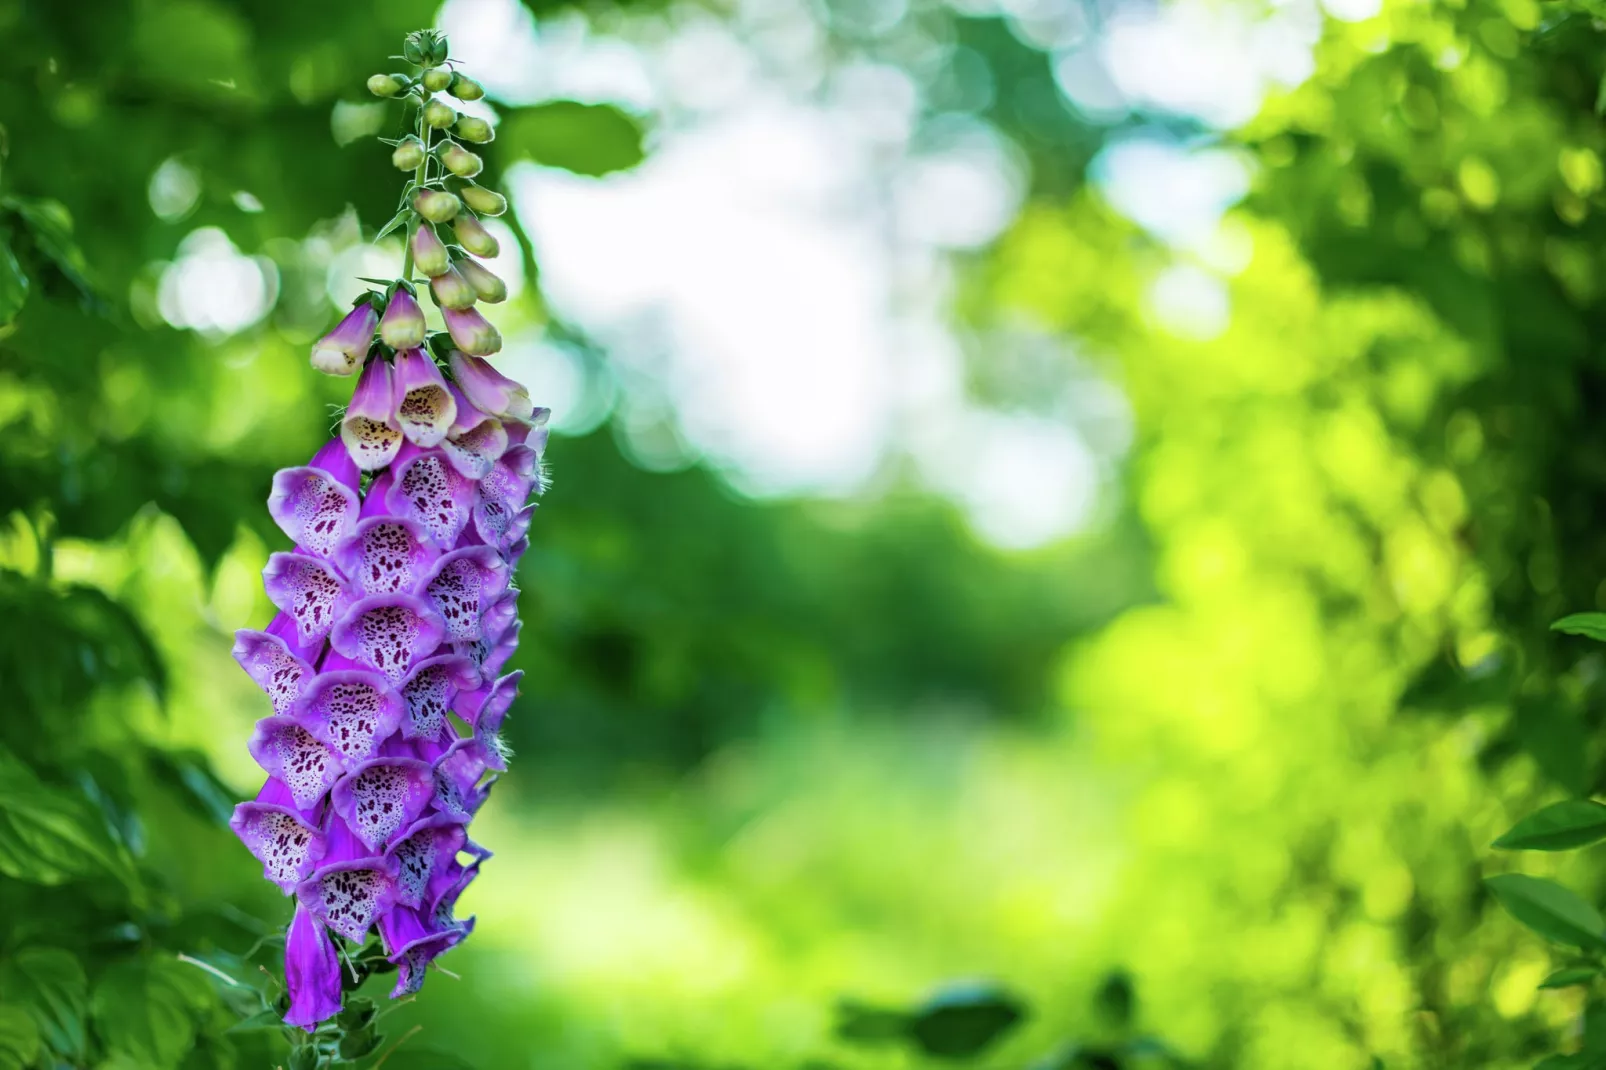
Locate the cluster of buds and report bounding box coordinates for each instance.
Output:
[231,29,546,1032]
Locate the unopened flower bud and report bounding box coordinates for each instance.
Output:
[310,300,380,376]
[459,184,507,217]
[380,287,427,349]
[443,306,502,356]
[439,143,483,178]
[392,137,427,171]
[422,68,454,92]
[453,116,494,144]
[404,29,450,68]
[367,73,406,98]
[451,350,534,421]
[454,215,499,258]
[451,74,485,101]
[430,264,478,310]
[457,259,507,303]
[423,100,457,129]
[413,189,460,223]
[411,223,451,277]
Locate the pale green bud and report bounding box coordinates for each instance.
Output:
[392,137,427,171]
[413,188,461,223]
[367,73,406,98]
[454,116,494,144]
[454,214,499,258]
[422,68,454,92]
[439,142,483,178]
[423,100,457,129]
[459,184,507,217]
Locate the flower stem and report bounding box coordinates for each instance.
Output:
[400,90,432,284]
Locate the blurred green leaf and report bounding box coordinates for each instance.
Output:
[1094,971,1135,1029]
[1486,874,1606,951]
[91,956,214,1068]
[1494,801,1606,851]
[1540,967,1600,989]
[2,196,97,307]
[224,1008,283,1034]
[0,746,141,891]
[1552,614,1606,642]
[1536,1056,1606,1070]
[499,101,645,176]
[0,234,26,325]
[147,749,238,827]
[0,1007,39,1070]
[834,1000,911,1045]
[909,983,1027,1059]
[0,947,87,1059]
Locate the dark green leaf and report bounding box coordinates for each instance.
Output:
[1094,970,1134,1028]
[339,1025,381,1059]
[3,196,97,307]
[909,982,1027,1059]
[1553,613,1606,642]
[1486,874,1606,950]
[498,101,646,177]
[834,1000,911,1045]
[225,1008,284,1034]
[0,746,141,892]
[1538,1054,1606,1069]
[0,1006,39,1070]
[0,947,87,1059]
[375,208,411,242]
[1541,967,1600,989]
[0,234,27,325]
[1495,801,1606,851]
[92,956,214,1068]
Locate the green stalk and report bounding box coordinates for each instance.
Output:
[400,88,432,284]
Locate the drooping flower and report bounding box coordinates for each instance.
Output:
[411,224,450,278]
[341,357,403,471]
[429,264,477,311]
[442,305,502,357]
[452,214,499,258]
[379,287,427,350]
[450,350,533,422]
[456,259,507,304]
[393,348,457,447]
[232,348,545,1030]
[310,300,380,376]
[459,184,506,217]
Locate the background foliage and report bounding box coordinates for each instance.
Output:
[6,0,1606,1065]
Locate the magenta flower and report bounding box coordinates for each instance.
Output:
[442,306,502,357]
[341,357,403,472]
[310,300,380,376]
[393,348,457,448]
[233,352,545,1030]
[450,350,533,422]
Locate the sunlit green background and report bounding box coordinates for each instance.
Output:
[6,0,1606,1065]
